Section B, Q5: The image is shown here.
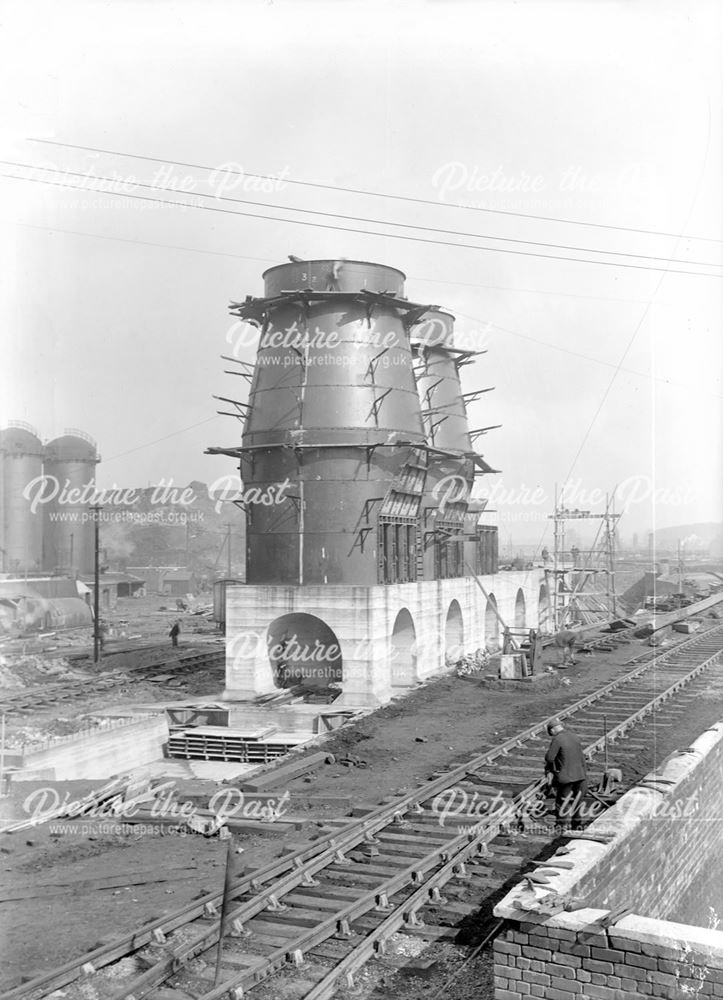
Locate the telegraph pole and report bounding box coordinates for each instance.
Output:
[91,504,103,664]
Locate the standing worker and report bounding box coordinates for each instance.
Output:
[544,718,587,831]
[169,620,181,648]
[554,628,578,667]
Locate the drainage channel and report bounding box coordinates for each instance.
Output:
[9,622,723,1000]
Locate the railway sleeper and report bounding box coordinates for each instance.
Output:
[363,845,441,863]
[376,830,451,846]
[326,859,415,878]
[241,920,301,944]
[282,892,356,912]
[323,867,410,886]
[288,883,363,902]
[250,907,326,929]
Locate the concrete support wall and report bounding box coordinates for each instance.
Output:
[493,721,723,999]
[224,569,546,706]
[13,715,168,780]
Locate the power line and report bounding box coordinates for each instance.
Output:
[12,220,276,266]
[6,159,720,270]
[525,93,716,566]
[9,218,717,397]
[103,415,220,462]
[12,219,652,305]
[455,310,721,399]
[410,271,651,305]
[15,217,709,396]
[29,137,723,246]
[17,218,708,397]
[560,94,715,486]
[2,168,721,278]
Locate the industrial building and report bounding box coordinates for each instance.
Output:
[0,423,100,576]
[209,259,549,706]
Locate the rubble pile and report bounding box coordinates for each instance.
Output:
[0,652,78,689]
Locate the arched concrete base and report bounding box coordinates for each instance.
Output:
[223,569,547,707]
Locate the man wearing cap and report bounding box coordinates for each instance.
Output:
[544,719,587,831]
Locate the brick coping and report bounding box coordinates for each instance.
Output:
[494,719,723,959]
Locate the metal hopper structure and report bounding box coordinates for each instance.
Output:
[209,259,548,705]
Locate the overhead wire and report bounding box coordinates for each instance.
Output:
[7,156,723,271]
[453,309,722,399]
[102,416,220,463]
[6,134,719,479]
[1,166,721,278]
[11,220,277,265]
[15,219,713,398]
[4,159,721,269]
[11,219,654,304]
[520,92,717,571]
[29,137,723,245]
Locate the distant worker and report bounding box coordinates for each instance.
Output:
[276,632,290,687]
[169,621,181,648]
[544,718,587,831]
[554,628,578,667]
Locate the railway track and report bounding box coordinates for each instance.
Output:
[0,646,226,715]
[10,621,723,1000]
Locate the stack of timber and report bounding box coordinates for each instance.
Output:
[167,725,310,763]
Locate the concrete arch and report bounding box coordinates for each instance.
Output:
[538,583,551,633]
[484,593,500,652]
[390,607,418,689]
[266,612,342,689]
[445,599,465,663]
[514,588,526,629]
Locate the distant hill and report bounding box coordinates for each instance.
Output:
[652,522,722,555]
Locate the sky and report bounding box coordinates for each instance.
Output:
[1,0,721,549]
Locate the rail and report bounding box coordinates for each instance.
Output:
[8,623,723,1000]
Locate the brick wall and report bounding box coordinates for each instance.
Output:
[493,915,723,999]
[571,729,723,920]
[493,721,723,999]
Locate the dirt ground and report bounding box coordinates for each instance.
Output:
[0,595,224,748]
[1,621,722,995]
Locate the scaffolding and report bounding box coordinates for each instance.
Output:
[548,488,621,631]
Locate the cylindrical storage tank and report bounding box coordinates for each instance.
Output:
[413,311,473,455]
[0,424,44,573]
[239,260,425,585]
[412,312,475,580]
[43,431,99,575]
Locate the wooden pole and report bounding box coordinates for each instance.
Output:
[214,833,236,986]
[91,505,102,664]
[464,561,517,648]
